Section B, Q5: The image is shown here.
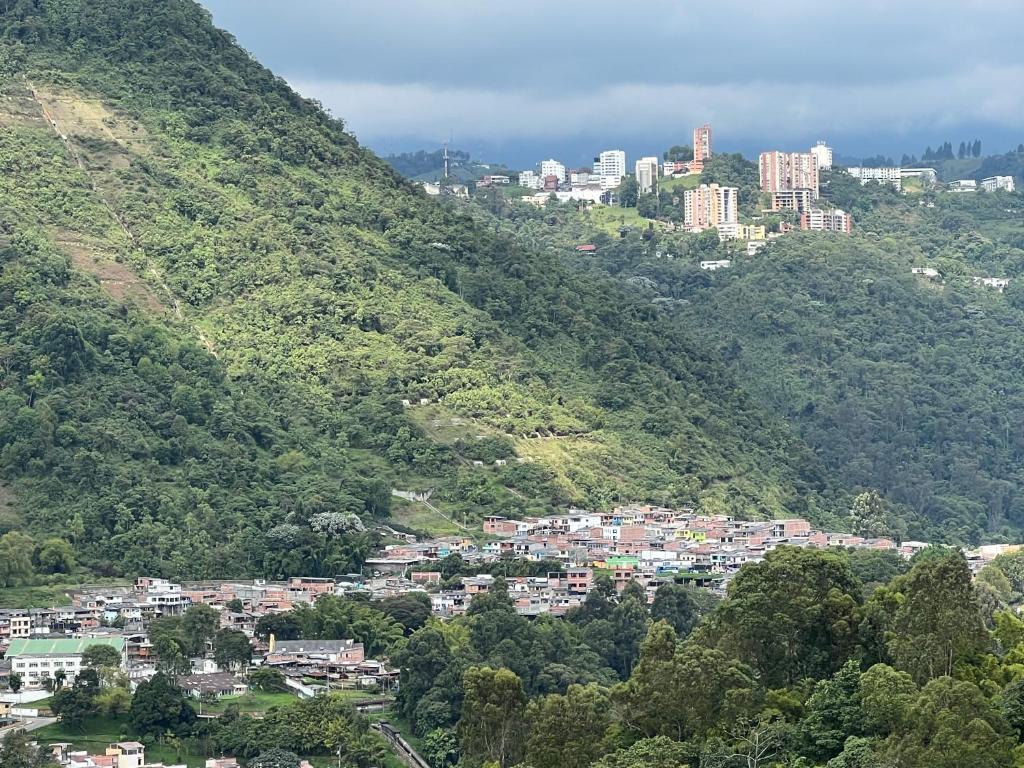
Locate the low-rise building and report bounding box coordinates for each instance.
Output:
[948,179,977,192]
[6,637,126,689]
[981,175,1015,192]
[846,166,902,190]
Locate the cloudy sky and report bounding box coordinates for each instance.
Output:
[199,0,1024,167]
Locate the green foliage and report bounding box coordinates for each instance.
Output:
[127,673,195,738]
[458,666,527,768]
[81,643,122,669]
[213,628,252,671]
[701,547,862,686]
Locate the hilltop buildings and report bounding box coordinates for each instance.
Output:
[683,183,739,238]
[635,156,660,193]
[594,149,626,189]
[847,166,903,190]
[801,207,853,234]
[811,140,833,170]
[981,175,1015,192]
[693,124,712,161]
[759,150,819,198]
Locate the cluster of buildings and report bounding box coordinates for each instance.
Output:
[366,505,935,617]
[516,125,712,207]
[42,743,292,768]
[758,144,852,234]
[0,576,396,697]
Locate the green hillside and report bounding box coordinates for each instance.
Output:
[499,178,1024,544]
[0,0,839,580]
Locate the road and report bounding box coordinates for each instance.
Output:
[0,716,57,734]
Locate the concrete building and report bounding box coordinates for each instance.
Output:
[6,637,126,689]
[699,260,731,271]
[635,156,660,194]
[759,151,819,197]
[948,179,978,192]
[900,167,938,185]
[693,124,712,161]
[800,208,852,234]
[771,188,813,213]
[517,170,540,189]
[683,183,739,238]
[810,141,833,171]
[981,175,1016,192]
[847,166,902,190]
[540,159,567,184]
[593,150,626,186]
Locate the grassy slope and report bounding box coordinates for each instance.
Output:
[0,0,841,579]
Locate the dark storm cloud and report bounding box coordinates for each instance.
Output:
[199,1,1024,158]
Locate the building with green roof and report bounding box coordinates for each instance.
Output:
[6,637,126,690]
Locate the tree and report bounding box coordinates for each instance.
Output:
[590,736,694,768]
[247,666,285,692]
[213,628,251,671]
[81,644,122,670]
[616,624,757,742]
[664,145,694,162]
[8,671,22,694]
[225,598,244,613]
[525,683,611,768]
[618,177,639,208]
[799,659,866,762]
[248,749,301,768]
[35,538,74,574]
[380,592,432,634]
[0,729,59,768]
[858,663,916,735]
[128,673,196,738]
[458,667,527,768]
[0,532,35,587]
[392,627,462,735]
[95,687,132,717]
[181,604,220,656]
[704,547,862,686]
[888,552,988,683]
[51,684,97,730]
[884,676,1014,768]
[255,611,302,641]
[650,583,698,637]
[422,729,460,768]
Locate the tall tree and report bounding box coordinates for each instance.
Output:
[888,552,988,683]
[458,667,527,768]
[525,683,611,768]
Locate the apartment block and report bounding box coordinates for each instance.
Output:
[693,124,712,161]
[759,151,819,197]
[683,183,739,238]
[800,207,852,234]
[635,156,660,194]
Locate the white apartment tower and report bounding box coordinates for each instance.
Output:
[540,159,567,184]
[635,156,660,194]
[594,150,626,186]
[811,141,833,171]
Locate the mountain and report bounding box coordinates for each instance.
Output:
[501,174,1024,544]
[0,0,839,580]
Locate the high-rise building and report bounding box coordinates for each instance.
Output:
[810,141,833,171]
[693,124,712,161]
[683,183,738,238]
[635,156,660,194]
[594,150,626,186]
[759,151,820,198]
[540,159,567,184]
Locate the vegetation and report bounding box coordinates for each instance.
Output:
[0,0,849,582]
[387,547,1024,768]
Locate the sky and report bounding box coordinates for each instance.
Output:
[199,0,1024,168]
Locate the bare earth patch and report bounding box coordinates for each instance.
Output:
[58,234,167,314]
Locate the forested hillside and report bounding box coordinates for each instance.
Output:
[482,173,1024,544]
[0,0,837,580]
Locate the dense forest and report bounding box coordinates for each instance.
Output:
[0,0,842,581]
[388,546,1024,768]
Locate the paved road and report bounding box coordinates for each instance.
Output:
[0,716,57,734]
